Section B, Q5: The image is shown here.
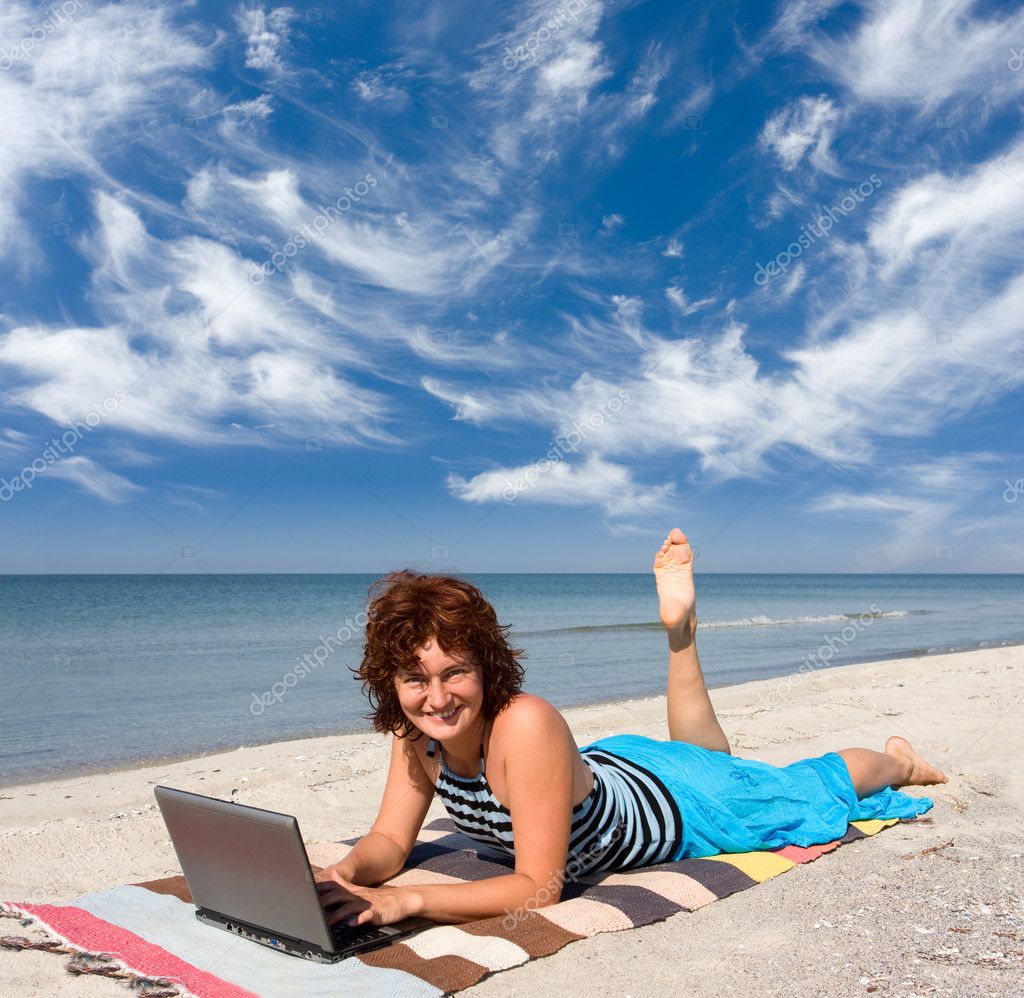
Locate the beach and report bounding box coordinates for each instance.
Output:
[2,644,1022,996]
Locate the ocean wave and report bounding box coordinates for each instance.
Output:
[701,609,916,629]
[515,608,922,638]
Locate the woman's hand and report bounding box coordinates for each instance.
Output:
[316,869,420,927]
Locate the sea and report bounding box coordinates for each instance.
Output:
[2,573,1023,786]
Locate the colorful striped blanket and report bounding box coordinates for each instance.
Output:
[1,815,901,996]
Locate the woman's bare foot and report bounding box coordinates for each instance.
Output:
[885,735,948,787]
[654,528,697,634]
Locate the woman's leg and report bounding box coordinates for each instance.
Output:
[655,529,731,754]
[838,736,947,797]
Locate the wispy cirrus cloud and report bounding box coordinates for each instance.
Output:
[0,0,212,267]
[46,455,144,504]
[466,0,612,165]
[803,0,1024,108]
[441,111,1024,522]
[811,453,1000,568]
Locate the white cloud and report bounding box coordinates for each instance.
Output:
[467,0,611,165]
[600,213,624,234]
[665,285,716,316]
[421,377,504,423]
[448,453,674,519]
[610,295,645,345]
[445,132,1024,514]
[0,193,396,447]
[868,136,1024,275]
[665,80,714,130]
[539,38,608,101]
[223,94,274,118]
[46,456,143,504]
[596,43,668,157]
[0,1,211,266]
[352,68,411,107]
[421,376,561,425]
[759,95,839,172]
[806,0,1024,108]
[235,5,295,72]
[765,0,844,51]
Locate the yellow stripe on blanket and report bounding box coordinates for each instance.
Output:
[851,817,899,835]
[704,850,796,882]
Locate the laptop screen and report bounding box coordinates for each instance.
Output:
[155,786,334,952]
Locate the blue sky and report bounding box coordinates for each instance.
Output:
[1,0,1023,573]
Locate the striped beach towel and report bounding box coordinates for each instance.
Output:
[1,815,902,996]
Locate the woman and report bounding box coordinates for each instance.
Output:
[317,529,946,928]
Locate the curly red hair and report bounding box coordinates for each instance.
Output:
[356,571,525,739]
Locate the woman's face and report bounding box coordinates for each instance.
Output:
[395,636,484,741]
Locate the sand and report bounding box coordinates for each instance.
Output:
[2,645,1023,997]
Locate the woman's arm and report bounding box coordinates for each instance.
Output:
[320,733,434,886]
[322,697,578,926]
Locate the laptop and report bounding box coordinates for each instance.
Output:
[154,785,428,963]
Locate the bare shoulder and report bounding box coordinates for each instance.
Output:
[492,693,572,743]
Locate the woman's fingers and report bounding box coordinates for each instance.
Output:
[325,899,372,926]
[317,881,363,910]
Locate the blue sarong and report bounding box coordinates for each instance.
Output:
[582,734,933,860]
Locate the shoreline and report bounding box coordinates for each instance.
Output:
[2,643,1022,995]
[4,639,1023,792]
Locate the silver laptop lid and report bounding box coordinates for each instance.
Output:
[154,786,334,952]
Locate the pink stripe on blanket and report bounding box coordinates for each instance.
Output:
[16,903,257,998]
[773,840,841,863]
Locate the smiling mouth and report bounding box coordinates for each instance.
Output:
[426,706,462,722]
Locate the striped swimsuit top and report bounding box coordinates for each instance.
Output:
[428,736,683,874]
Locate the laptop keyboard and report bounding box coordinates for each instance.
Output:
[331,922,394,948]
